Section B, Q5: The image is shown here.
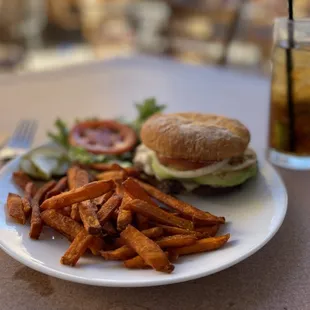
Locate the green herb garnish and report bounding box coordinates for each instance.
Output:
[47,118,70,149]
[132,97,166,132]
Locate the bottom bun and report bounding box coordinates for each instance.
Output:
[139,174,245,196]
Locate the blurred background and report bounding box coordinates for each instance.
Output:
[0,0,308,75]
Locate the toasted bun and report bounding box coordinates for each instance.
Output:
[140,113,250,161]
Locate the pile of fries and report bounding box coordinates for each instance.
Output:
[7,164,230,273]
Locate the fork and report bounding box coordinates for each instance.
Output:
[0,120,37,161]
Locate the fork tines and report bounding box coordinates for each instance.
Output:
[8,120,38,148]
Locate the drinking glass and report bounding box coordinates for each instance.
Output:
[267,18,310,170]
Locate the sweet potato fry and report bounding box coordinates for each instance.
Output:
[114,180,124,196]
[194,215,225,227]
[157,223,219,238]
[112,208,119,221]
[171,234,230,256]
[7,193,26,224]
[156,224,196,236]
[114,226,164,248]
[41,209,82,240]
[12,171,37,196]
[219,216,225,223]
[108,163,126,171]
[68,166,89,189]
[45,177,68,199]
[123,177,158,207]
[136,213,149,230]
[90,163,140,176]
[124,251,174,269]
[35,181,58,204]
[67,166,79,189]
[79,200,101,235]
[68,167,90,221]
[122,167,140,178]
[124,255,150,269]
[30,180,56,239]
[22,198,32,218]
[22,197,32,219]
[61,229,94,266]
[41,210,104,254]
[97,194,122,226]
[57,206,72,217]
[75,168,90,186]
[21,182,34,218]
[102,227,165,260]
[112,237,125,249]
[88,237,106,256]
[101,244,136,260]
[125,199,194,230]
[40,180,115,210]
[195,225,220,238]
[117,209,132,231]
[24,182,35,200]
[168,211,180,216]
[167,251,179,263]
[141,226,164,239]
[102,221,117,236]
[117,192,133,231]
[120,225,174,273]
[102,233,196,260]
[156,234,197,248]
[109,164,141,179]
[96,170,126,182]
[70,204,81,222]
[93,191,114,208]
[135,179,224,224]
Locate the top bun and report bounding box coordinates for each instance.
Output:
[140,113,250,162]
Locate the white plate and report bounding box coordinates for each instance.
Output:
[0,152,287,287]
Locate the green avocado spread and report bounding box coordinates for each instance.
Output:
[151,156,258,187]
[194,165,257,187]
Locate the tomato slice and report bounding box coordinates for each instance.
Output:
[69,120,137,155]
[157,154,216,171]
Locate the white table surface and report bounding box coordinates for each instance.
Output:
[1,56,309,310]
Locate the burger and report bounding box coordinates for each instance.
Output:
[133,113,258,195]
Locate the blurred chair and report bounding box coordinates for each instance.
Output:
[22,0,48,49]
[79,0,135,59]
[0,0,25,43]
[233,0,286,72]
[230,0,309,72]
[48,0,80,31]
[43,0,83,44]
[163,0,246,66]
[0,0,26,71]
[128,0,171,55]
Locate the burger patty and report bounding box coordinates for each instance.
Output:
[138,173,243,196]
[192,184,243,196]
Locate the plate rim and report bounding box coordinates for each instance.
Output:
[0,150,288,287]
